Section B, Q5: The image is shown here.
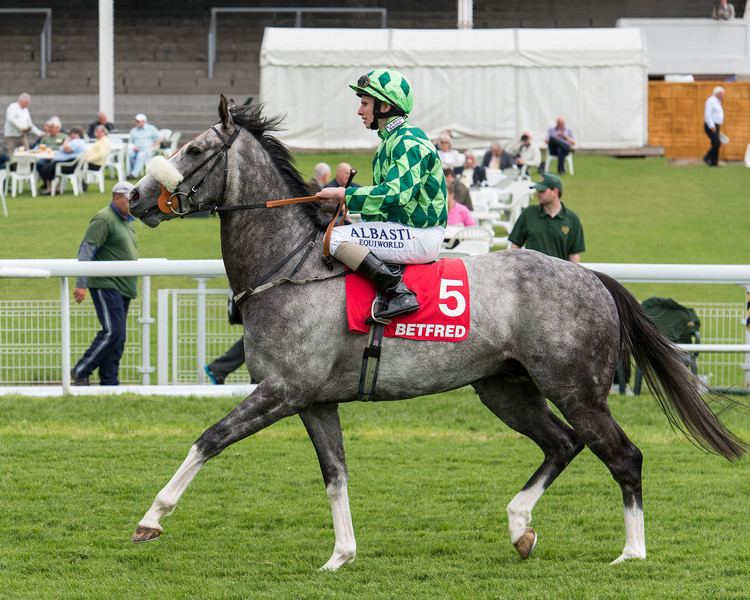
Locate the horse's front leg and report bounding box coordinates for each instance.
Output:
[299,403,356,571]
[132,380,303,542]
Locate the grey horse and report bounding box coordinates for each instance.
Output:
[127,96,744,569]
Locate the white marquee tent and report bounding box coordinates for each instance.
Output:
[260,27,648,151]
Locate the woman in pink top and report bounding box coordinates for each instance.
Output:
[446,182,476,226]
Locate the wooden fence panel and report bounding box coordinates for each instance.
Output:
[648,81,750,160]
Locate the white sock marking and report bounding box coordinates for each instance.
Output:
[320,483,356,571]
[610,503,647,564]
[138,445,205,530]
[507,480,546,544]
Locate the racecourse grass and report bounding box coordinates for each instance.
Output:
[1,389,749,599]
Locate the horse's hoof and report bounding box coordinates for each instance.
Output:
[513,528,537,560]
[132,526,162,544]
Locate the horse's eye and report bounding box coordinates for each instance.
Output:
[186,146,201,156]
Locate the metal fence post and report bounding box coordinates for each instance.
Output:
[157,288,169,385]
[139,275,154,385]
[61,277,70,393]
[745,286,750,388]
[196,278,207,383]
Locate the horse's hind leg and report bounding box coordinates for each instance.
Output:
[474,376,584,559]
[299,403,356,571]
[132,381,303,543]
[551,397,645,564]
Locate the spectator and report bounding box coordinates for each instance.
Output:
[3,92,42,154]
[510,132,543,174]
[128,113,161,179]
[508,173,585,263]
[87,112,115,139]
[324,162,359,189]
[443,167,473,211]
[307,162,331,192]
[35,116,66,150]
[0,143,8,169]
[70,182,138,386]
[712,0,735,19]
[437,133,464,169]
[703,86,725,167]
[546,117,576,175]
[482,142,513,171]
[457,150,487,188]
[84,125,114,186]
[37,127,87,195]
[446,182,475,227]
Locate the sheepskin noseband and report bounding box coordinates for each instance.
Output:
[147,156,184,192]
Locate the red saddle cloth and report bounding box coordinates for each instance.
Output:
[346,258,470,342]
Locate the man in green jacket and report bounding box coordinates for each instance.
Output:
[71,181,138,385]
[317,68,447,320]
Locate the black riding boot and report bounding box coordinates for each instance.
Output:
[357,253,419,320]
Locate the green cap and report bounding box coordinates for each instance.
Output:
[533,173,563,193]
[349,69,414,115]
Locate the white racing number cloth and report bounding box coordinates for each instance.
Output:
[330,222,445,264]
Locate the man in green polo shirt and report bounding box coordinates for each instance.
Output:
[71,181,138,385]
[508,173,585,263]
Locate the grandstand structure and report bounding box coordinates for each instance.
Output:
[0,0,746,138]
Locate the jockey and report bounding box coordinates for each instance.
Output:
[317,68,448,320]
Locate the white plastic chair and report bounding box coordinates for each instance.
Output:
[8,155,38,197]
[51,154,87,196]
[0,167,8,216]
[160,131,182,158]
[85,160,107,193]
[104,145,126,182]
[544,150,575,175]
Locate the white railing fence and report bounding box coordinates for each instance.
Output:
[1,259,749,392]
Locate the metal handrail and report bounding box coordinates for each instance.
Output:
[0,8,52,79]
[207,6,388,79]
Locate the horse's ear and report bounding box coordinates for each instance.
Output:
[218,94,233,129]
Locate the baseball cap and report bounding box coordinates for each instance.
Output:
[533,173,563,193]
[112,181,135,196]
[134,113,147,121]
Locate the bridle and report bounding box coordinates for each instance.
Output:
[145,122,353,299]
[159,125,242,216]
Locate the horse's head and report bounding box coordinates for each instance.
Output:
[129,94,241,228]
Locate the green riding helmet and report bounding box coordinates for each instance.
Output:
[350,68,414,116]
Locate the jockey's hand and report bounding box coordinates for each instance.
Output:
[73,288,87,303]
[316,187,345,202]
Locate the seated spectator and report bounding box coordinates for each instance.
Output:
[87,112,115,139]
[321,162,358,224]
[482,142,513,171]
[85,125,113,172]
[546,117,576,175]
[37,127,87,195]
[128,113,161,179]
[324,162,360,189]
[443,167,473,211]
[35,116,66,150]
[457,150,487,188]
[307,162,331,192]
[510,132,543,174]
[446,182,475,227]
[437,134,464,169]
[712,0,735,19]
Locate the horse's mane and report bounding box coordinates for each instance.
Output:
[229,104,324,229]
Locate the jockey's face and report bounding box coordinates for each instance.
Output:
[357,95,376,129]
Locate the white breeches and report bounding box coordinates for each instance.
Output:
[329,222,445,264]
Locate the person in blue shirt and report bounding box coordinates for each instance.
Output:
[38,127,87,195]
[128,113,161,178]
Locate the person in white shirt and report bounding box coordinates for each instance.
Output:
[4,92,42,154]
[703,86,725,167]
[437,133,464,169]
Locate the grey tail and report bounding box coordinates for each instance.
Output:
[593,271,746,461]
